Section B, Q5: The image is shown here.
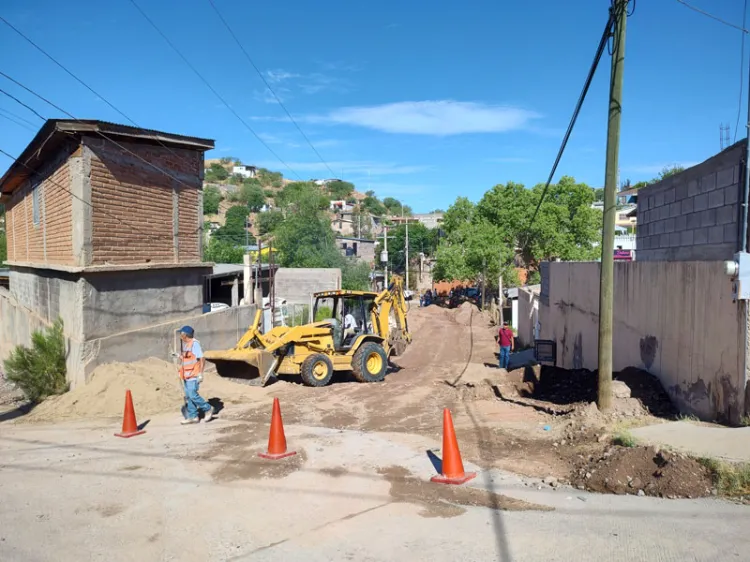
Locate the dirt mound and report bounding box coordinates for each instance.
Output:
[572,446,713,498]
[25,358,262,422]
[450,302,475,326]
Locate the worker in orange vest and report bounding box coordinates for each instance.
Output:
[178,326,213,425]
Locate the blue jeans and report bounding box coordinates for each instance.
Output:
[183,378,211,419]
[499,346,511,369]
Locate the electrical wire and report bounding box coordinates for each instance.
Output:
[0,106,38,128]
[675,0,749,33]
[0,87,46,121]
[0,111,36,132]
[127,0,303,181]
[207,0,339,180]
[736,0,749,143]
[523,12,615,243]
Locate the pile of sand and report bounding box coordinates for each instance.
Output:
[451,302,475,326]
[25,358,265,422]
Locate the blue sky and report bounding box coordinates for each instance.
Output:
[0,0,747,212]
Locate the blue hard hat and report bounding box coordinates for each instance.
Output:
[179,326,194,337]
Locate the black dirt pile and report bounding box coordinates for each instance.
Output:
[572,446,713,498]
[524,366,677,418]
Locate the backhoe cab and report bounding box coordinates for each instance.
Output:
[204,275,411,387]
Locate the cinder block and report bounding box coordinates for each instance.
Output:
[681,197,695,214]
[664,218,675,233]
[675,214,687,231]
[717,166,735,189]
[660,206,670,220]
[686,212,701,229]
[669,232,681,246]
[670,202,681,218]
[708,189,725,209]
[680,229,694,246]
[660,234,671,248]
[694,193,708,211]
[725,185,740,205]
[708,225,724,244]
[716,204,736,225]
[675,183,688,201]
[687,179,699,197]
[694,227,708,245]
[654,192,664,207]
[725,223,738,244]
[700,208,717,227]
[654,220,665,235]
[664,187,676,204]
[701,172,717,193]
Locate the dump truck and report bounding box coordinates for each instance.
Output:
[204,275,411,387]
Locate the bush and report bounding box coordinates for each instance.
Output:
[4,319,68,403]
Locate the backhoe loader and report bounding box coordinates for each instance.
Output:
[204,275,411,387]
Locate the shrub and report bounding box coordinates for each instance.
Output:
[4,319,68,403]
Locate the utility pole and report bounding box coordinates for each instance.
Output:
[384,225,389,288]
[404,210,410,291]
[481,257,486,311]
[598,0,628,412]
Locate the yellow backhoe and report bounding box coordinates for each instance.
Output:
[204,275,411,387]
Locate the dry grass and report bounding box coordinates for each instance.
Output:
[698,458,750,497]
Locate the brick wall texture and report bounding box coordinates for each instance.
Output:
[636,141,744,262]
[4,156,74,266]
[87,138,203,266]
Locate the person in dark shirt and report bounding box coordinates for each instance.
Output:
[497,320,514,370]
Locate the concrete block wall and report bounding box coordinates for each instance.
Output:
[636,141,744,261]
[274,268,341,305]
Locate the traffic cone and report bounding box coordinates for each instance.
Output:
[259,397,297,460]
[431,408,476,485]
[115,390,146,438]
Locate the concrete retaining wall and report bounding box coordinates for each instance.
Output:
[516,287,539,348]
[539,260,747,424]
[274,268,341,305]
[636,141,744,261]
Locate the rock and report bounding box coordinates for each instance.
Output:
[598,434,609,443]
[561,439,567,446]
[576,484,586,490]
[552,442,559,447]
[637,489,645,497]
[612,380,631,399]
[585,472,592,479]
[629,478,642,489]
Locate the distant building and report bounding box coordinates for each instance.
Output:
[330,199,353,212]
[232,165,257,178]
[389,213,443,230]
[313,178,342,186]
[336,236,375,263]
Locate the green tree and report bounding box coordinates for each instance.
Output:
[203,186,223,215]
[442,196,475,234]
[258,210,284,235]
[205,163,229,182]
[277,182,329,210]
[341,260,371,291]
[204,238,246,264]
[257,168,284,188]
[274,190,340,268]
[213,205,251,245]
[237,183,266,211]
[362,195,386,216]
[327,180,355,200]
[657,165,685,181]
[228,173,245,186]
[593,187,604,202]
[387,223,436,274]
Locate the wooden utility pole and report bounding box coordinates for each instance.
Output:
[481,258,486,311]
[598,0,628,411]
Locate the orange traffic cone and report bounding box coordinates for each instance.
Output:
[115,390,146,438]
[259,397,297,460]
[431,408,476,485]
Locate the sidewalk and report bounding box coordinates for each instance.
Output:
[631,421,750,463]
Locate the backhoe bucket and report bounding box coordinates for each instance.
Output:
[204,348,278,386]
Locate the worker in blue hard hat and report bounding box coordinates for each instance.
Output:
[177,325,213,425]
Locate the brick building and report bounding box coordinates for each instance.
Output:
[0,119,215,387]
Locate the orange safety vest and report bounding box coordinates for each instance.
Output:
[179,338,201,381]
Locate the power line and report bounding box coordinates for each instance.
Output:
[127,0,303,181]
[736,0,749,142]
[524,11,615,239]
[0,71,200,192]
[207,0,339,179]
[0,86,46,121]
[0,111,36,132]
[0,105,38,127]
[675,0,749,33]
[0,15,201,172]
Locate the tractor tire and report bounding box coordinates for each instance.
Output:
[351,342,388,383]
[300,354,334,387]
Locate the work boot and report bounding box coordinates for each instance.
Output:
[181,418,199,425]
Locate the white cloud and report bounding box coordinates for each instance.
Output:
[261,69,351,96]
[252,160,429,177]
[624,162,697,175]
[266,70,300,83]
[302,101,539,135]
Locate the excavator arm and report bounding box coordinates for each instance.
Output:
[371,274,412,356]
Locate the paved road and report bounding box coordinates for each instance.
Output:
[632,421,750,463]
[0,417,747,562]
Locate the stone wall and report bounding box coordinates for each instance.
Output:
[274,268,341,305]
[636,140,744,261]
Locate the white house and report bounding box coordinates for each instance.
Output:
[232,165,257,179]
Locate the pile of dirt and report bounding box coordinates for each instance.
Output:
[25,358,263,422]
[572,445,713,498]
[450,302,475,326]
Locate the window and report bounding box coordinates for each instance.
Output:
[32,181,41,226]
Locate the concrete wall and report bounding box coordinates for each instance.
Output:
[636,141,744,262]
[274,268,341,305]
[539,260,746,424]
[517,287,539,348]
